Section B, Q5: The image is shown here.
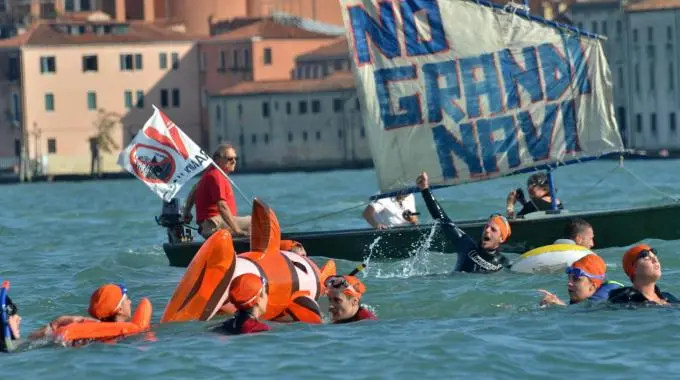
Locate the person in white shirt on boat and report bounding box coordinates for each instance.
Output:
[506,172,563,218]
[362,194,418,230]
[553,218,595,249]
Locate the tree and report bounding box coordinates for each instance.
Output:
[89,109,121,176]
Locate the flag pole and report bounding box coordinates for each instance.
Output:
[210,161,251,203]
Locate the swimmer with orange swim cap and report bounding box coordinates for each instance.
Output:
[417,172,511,273]
[216,274,271,335]
[325,275,376,323]
[29,283,140,340]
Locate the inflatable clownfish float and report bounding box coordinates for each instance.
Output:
[161,198,337,324]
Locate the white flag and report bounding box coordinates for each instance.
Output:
[118,105,213,202]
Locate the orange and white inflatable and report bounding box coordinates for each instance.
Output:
[55,298,153,343]
[161,198,336,324]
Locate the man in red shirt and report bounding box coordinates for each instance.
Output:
[182,144,250,239]
[325,275,377,323]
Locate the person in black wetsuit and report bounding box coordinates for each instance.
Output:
[608,244,679,305]
[416,172,511,273]
[506,172,563,218]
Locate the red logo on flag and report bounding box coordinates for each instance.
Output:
[129,144,176,183]
[143,110,190,159]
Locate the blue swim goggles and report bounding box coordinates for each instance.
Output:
[565,266,605,280]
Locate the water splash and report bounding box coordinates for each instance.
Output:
[361,235,382,277]
[372,224,449,279]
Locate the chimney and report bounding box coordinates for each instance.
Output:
[143,0,155,22]
[30,0,40,19]
[115,0,126,21]
[54,0,65,15]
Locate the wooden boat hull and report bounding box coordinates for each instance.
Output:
[163,203,680,267]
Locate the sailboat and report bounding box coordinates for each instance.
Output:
[159,0,680,268]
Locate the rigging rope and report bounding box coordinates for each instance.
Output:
[286,201,370,228]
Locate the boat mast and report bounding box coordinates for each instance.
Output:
[546,169,559,211]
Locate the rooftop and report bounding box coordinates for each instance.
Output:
[207,18,335,42]
[214,72,355,96]
[0,20,200,48]
[297,37,348,62]
[625,0,680,11]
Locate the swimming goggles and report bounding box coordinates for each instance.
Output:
[565,266,605,280]
[324,275,362,298]
[114,283,128,312]
[2,296,17,317]
[637,248,658,260]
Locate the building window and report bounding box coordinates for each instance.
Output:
[251,134,257,144]
[171,52,179,70]
[120,54,142,71]
[244,48,250,68]
[264,48,272,65]
[87,91,97,110]
[232,50,239,68]
[671,113,677,132]
[616,20,622,38]
[668,26,673,42]
[361,127,366,138]
[591,21,597,34]
[238,104,243,117]
[40,56,56,73]
[651,113,657,135]
[312,100,321,113]
[302,131,308,141]
[650,62,655,91]
[299,100,307,114]
[288,132,293,142]
[601,21,607,36]
[618,67,624,89]
[172,89,180,107]
[636,113,643,133]
[286,102,291,115]
[262,102,270,118]
[338,129,343,138]
[264,133,269,144]
[47,138,56,154]
[633,29,638,43]
[635,63,640,93]
[124,90,133,108]
[160,89,168,107]
[45,93,54,111]
[648,27,653,42]
[159,52,167,69]
[219,50,226,70]
[136,90,144,108]
[355,98,361,110]
[239,134,244,145]
[333,98,344,112]
[216,105,221,121]
[82,55,98,72]
[670,62,675,90]
[316,131,321,140]
[11,92,20,121]
[8,56,18,80]
[135,54,143,69]
[617,106,627,134]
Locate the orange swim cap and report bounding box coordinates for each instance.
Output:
[570,254,607,288]
[622,244,653,280]
[88,284,125,320]
[280,240,302,252]
[489,214,511,242]
[229,274,265,310]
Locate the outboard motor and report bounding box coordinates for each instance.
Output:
[156,198,193,244]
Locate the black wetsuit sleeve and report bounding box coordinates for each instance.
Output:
[420,188,479,265]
